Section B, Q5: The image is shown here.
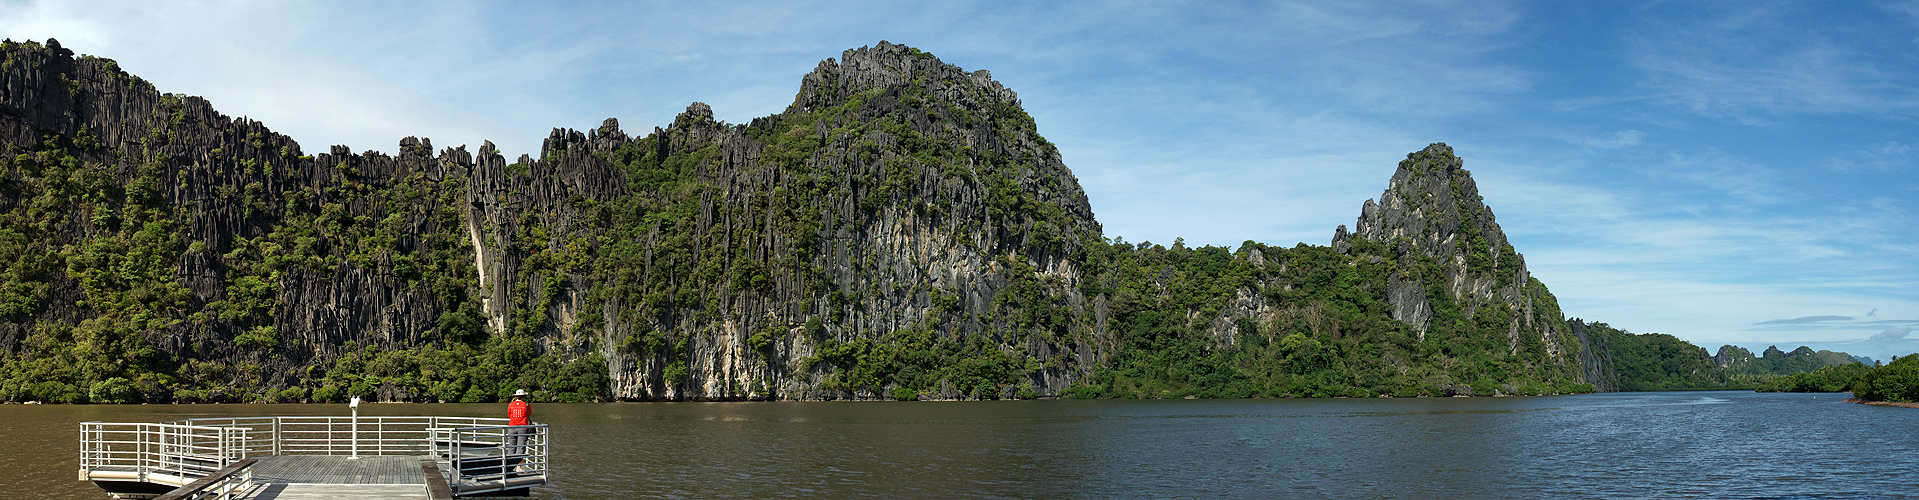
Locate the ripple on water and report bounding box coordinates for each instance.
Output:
[15,393,1919,499]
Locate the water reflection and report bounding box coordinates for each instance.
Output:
[13,392,1919,499]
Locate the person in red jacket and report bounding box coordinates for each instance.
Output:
[507,389,531,456]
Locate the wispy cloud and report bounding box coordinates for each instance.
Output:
[1870,326,1913,342]
[1758,315,1855,325]
[1578,130,1646,150]
[1866,326,1918,359]
[2,0,1915,360]
[1822,142,1913,171]
[1622,3,1919,123]
[1647,148,1792,206]
[1474,135,1918,353]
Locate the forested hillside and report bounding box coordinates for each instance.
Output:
[1068,144,1594,398]
[1712,344,1867,387]
[1570,320,1723,391]
[1,38,1756,403]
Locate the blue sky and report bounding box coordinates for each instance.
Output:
[4,1,1915,361]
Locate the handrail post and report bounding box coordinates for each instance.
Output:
[78,423,87,479]
[349,397,362,459]
[452,428,463,489]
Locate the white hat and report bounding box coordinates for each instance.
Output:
[513,389,528,397]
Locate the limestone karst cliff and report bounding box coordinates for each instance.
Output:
[1332,143,1568,352]
[4,38,1633,403]
[1717,344,1866,375]
[1315,144,1584,394]
[1,39,1108,402]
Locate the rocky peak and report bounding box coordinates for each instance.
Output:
[1329,143,1541,341]
[787,41,1018,114]
[1713,345,1755,367]
[1762,345,1786,358]
[1313,144,1587,387]
[1335,143,1516,270]
[675,102,714,126]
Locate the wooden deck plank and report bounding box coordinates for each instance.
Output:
[420,459,454,500]
[86,454,542,497]
[239,483,427,500]
[250,455,425,485]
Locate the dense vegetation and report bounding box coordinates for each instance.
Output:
[1066,239,1589,399]
[9,39,1883,405]
[0,120,609,404]
[1760,355,1919,403]
[1,39,1104,404]
[1717,345,1863,388]
[1848,355,1919,402]
[1758,363,1873,394]
[1575,321,1727,391]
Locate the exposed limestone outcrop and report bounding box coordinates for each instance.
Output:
[1568,319,1617,392]
[2,39,475,378]
[1726,344,1862,371]
[1331,143,1576,368]
[0,39,1104,401]
[4,38,1632,402]
[1713,345,1755,367]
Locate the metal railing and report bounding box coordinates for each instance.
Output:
[153,458,256,500]
[79,421,251,486]
[81,416,546,495]
[168,416,509,457]
[429,423,549,496]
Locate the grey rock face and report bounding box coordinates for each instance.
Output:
[0,39,1105,401]
[1712,345,1755,367]
[1331,144,1567,356]
[1568,319,1616,392]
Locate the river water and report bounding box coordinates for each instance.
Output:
[7,391,1914,499]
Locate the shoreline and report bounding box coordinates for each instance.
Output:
[1845,397,1919,409]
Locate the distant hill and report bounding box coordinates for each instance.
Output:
[1713,344,1868,379]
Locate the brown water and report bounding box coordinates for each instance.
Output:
[9,392,1917,499]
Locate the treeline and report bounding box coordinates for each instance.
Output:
[1717,345,1862,388]
[1576,321,1726,391]
[1762,355,1919,402]
[1066,239,1592,399]
[1572,320,1893,393]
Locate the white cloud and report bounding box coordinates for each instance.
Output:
[1647,148,1790,206]
[1822,142,1913,171]
[0,0,536,155]
[4,0,1917,358]
[1579,130,1646,150]
[1869,326,1912,342]
[1623,4,1919,122]
[1866,326,1919,360]
[1466,138,1919,350]
[193,45,519,156]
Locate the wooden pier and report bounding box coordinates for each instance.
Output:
[136,455,446,500]
[80,416,545,499]
[238,455,439,499]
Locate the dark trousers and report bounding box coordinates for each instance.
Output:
[507,426,531,456]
